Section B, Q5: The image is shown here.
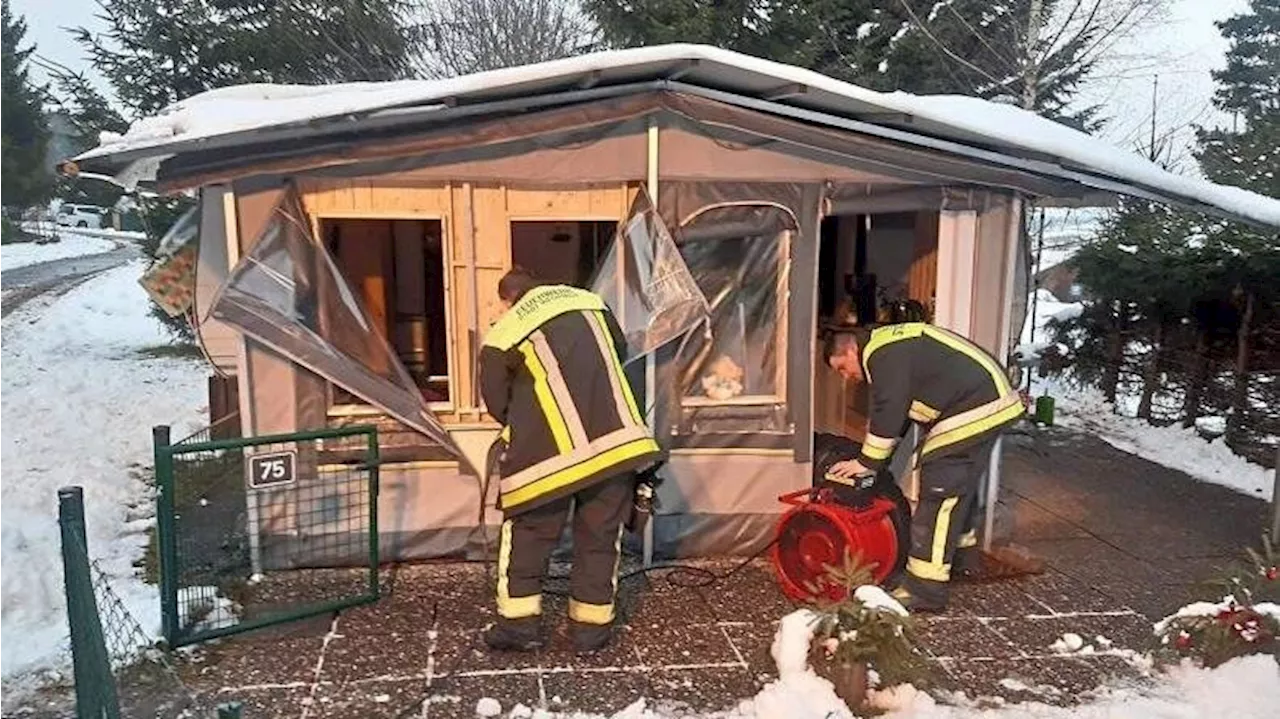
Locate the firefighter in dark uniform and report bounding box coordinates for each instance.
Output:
[479,269,662,654]
[824,323,1025,611]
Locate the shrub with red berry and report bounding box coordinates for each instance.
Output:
[1153,534,1280,668]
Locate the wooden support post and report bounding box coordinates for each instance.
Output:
[643,118,659,569]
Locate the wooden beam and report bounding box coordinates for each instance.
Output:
[849,111,915,125]
[665,59,701,81]
[762,82,807,101]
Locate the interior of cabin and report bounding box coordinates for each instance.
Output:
[813,211,939,441]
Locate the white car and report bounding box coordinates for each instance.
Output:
[56,204,106,229]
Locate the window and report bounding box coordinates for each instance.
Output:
[322,218,451,405]
[510,220,616,288]
[674,205,792,405]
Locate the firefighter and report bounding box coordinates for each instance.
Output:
[824,323,1025,612]
[479,268,662,654]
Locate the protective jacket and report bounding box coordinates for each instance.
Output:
[856,323,1023,470]
[480,285,661,515]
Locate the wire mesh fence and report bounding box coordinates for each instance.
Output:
[154,425,380,648]
[58,485,243,719]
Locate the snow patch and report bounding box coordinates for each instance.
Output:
[1,261,207,683]
[854,585,909,617]
[1044,380,1275,501]
[1,233,119,272]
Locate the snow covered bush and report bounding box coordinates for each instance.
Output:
[1154,535,1280,668]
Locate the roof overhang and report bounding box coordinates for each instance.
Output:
[70,44,1280,229]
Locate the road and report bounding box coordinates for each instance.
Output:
[0,245,142,318]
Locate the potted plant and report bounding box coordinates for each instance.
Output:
[806,553,929,710]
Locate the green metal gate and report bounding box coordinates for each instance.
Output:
[153,424,380,647]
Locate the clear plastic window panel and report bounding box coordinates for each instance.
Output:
[207,190,464,463]
[590,189,709,365]
[676,231,785,400]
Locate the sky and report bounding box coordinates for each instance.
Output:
[10,0,1251,171]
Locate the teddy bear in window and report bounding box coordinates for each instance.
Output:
[700,354,745,401]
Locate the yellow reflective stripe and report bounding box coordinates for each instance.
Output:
[931,496,959,566]
[861,443,893,461]
[501,436,660,510]
[909,401,941,423]
[569,599,614,625]
[907,556,952,582]
[569,523,625,626]
[921,395,1025,455]
[518,339,573,453]
[500,425,653,494]
[921,326,1012,396]
[958,529,979,549]
[484,285,607,350]
[497,520,542,619]
[861,323,926,381]
[586,310,642,425]
[907,496,959,583]
[860,432,896,461]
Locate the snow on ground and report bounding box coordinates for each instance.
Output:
[0,233,119,272]
[459,615,1280,718]
[1,260,207,686]
[1045,380,1276,501]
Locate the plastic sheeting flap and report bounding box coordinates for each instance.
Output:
[207,189,466,465]
[590,188,709,365]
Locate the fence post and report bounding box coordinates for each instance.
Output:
[367,428,381,599]
[59,486,121,719]
[1270,445,1280,540]
[153,425,180,644]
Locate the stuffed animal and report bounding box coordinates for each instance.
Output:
[701,354,745,400]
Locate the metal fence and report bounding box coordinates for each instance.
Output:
[59,485,243,719]
[153,424,381,647]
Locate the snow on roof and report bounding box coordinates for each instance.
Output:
[80,44,1280,228]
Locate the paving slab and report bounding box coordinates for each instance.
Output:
[89,426,1273,719]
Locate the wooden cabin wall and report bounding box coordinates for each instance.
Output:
[295,179,639,425]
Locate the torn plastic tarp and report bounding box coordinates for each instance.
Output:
[590,188,710,364]
[207,190,466,464]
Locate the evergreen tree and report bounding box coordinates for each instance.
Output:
[1,0,53,212]
[582,0,1150,127]
[75,0,418,116]
[1193,0,1280,445]
[49,69,130,208]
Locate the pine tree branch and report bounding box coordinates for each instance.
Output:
[893,0,1008,90]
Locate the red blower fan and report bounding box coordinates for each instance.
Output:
[770,486,908,603]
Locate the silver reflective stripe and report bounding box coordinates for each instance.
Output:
[530,330,589,449]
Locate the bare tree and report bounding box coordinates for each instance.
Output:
[892,0,1169,128]
[410,0,595,78]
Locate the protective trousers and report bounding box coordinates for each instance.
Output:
[495,471,632,642]
[901,436,996,606]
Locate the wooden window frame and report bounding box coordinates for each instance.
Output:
[310,211,458,416]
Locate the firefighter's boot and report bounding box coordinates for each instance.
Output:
[483,617,543,652]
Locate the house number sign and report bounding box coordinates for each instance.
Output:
[248,451,297,489]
